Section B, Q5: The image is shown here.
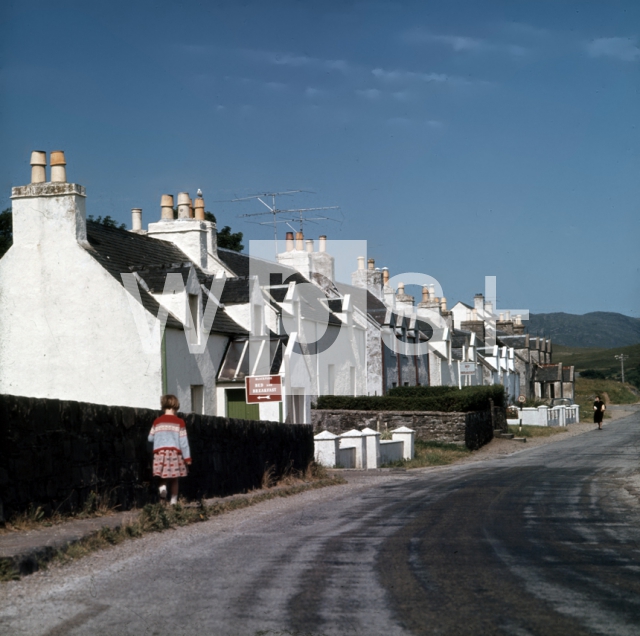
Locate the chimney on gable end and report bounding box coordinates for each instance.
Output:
[11,150,88,249]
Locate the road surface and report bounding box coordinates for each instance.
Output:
[1,412,639,635]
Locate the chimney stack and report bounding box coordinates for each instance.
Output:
[357,256,365,271]
[177,192,190,219]
[285,232,294,252]
[50,151,67,183]
[161,194,174,220]
[368,258,375,271]
[194,197,205,220]
[306,239,314,253]
[131,208,142,232]
[30,151,47,184]
[318,235,327,252]
[295,232,304,251]
[397,282,405,295]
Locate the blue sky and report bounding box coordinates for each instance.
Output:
[1,0,639,316]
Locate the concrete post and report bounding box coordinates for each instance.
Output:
[314,430,340,467]
[391,426,415,460]
[361,427,381,469]
[339,429,366,469]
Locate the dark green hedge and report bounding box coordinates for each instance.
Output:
[388,386,458,398]
[0,393,313,516]
[315,385,506,412]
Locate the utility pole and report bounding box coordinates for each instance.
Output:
[615,354,629,383]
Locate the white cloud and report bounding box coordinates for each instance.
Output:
[242,49,352,73]
[587,37,640,62]
[305,87,324,98]
[357,88,382,99]
[403,28,528,57]
[372,67,460,84]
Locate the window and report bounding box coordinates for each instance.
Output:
[188,294,199,343]
[190,385,204,415]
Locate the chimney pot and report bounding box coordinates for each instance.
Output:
[397,282,405,295]
[306,239,314,253]
[422,286,429,303]
[357,256,365,271]
[177,192,191,219]
[367,258,375,270]
[285,231,294,252]
[194,198,205,220]
[499,313,505,321]
[440,297,447,312]
[382,267,389,285]
[318,235,327,252]
[50,150,67,182]
[30,151,47,183]
[131,208,142,231]
[161,194,175,220]
[295,231,304,251]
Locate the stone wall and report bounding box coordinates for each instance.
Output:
[311,409,494,450]
[0,394,313,519]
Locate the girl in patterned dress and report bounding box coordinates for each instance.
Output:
[149,395,192,505]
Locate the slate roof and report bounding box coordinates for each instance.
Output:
[451,329,471,349]
[533,364,562,382]
[498,335,528,349]
[85,222,246,334]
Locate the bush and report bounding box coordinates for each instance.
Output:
[315,385,506,412]
[387,386,458,398]
[580,369,607,379]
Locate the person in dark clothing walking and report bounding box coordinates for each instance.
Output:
[593,395,606,430]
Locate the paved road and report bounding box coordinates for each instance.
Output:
[1,413,639,636]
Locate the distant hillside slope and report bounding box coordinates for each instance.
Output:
[527,312,640,348]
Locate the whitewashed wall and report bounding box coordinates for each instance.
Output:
[0,187,163,409]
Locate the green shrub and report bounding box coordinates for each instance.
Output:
[580,369,607,379]
[388,386,457,397]
[316,385,505,412]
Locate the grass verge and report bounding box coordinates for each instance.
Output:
[381,440,471,469]
[574,377,639,421]
[0,466,345,582]
[507,425,568,438]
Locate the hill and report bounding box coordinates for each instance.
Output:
[554,343,640,389]
[527,312,640,348]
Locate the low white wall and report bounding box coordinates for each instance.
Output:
[337,446,356,469]
[380,440,403,464]
[507,404,580,427]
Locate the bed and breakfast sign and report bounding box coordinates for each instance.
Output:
[245,375,283,403]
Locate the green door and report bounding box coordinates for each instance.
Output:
[226,389,260,420]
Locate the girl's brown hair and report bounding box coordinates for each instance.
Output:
[161,394,180,411]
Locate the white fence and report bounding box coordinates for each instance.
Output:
[507,404,580,427]
[314,426,415,469]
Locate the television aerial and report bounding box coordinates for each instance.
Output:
[223,190,341,253]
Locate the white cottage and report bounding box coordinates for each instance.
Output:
[0,151,246,415]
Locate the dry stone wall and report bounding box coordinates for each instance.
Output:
[0,394,313,519]
[312,409,494,450]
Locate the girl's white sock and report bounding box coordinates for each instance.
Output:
[170,496,178,505]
